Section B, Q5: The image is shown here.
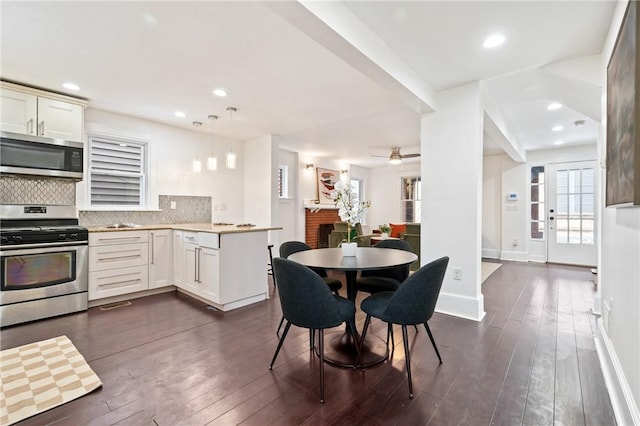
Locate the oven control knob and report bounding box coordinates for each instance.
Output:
[70,233,79,240]
[59,234,67,240]
[13,236,23,242]
[1,236,8,244]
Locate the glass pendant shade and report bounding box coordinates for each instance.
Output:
[193,157,202,173]
[226,152,236,169]
[207,155,218,171]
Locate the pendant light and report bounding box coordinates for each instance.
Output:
[207,114,218,171]
[192,121,202,172]
[225,107,237,169]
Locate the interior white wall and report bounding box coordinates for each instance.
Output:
[368,163,421,230]
[79,108,244,222]
[244,134,274,228]
[482,154,503,259]
[276,149,299,247]
[500,159,528,262]
[421,82,484,321]
[597,0,640,422]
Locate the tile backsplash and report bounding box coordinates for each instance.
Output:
[79,195,212,226]
[0,175,76,205]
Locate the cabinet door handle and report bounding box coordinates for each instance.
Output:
[27,119,34,134]
[150,232,155,265]
[39,121,45,136]
[196,248,202,283]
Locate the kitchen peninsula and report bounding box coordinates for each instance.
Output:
[88,223,280,312]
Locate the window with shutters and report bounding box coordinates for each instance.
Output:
[88,135,147,208]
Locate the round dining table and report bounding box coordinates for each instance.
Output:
[288,246,417,368]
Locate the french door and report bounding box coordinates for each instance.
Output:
[546,161,597,266]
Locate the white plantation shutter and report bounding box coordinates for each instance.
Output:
[89,135,147,207]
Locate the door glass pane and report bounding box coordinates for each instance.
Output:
[582,169,594,193]
[557,170,568,194]
[569,218,581,244]
[568,169,581,193]
[531,203,540,220]
[582,193,594,217]
[531,185,539,202]
[556,218,568,243]
[568,194,580,215]
[582,219,594,244]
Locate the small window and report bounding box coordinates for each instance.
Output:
[88,135,147,207]
[530,166,545,240]
[278,165,288,198]
[350,178,362,202]
[401,176,421,223]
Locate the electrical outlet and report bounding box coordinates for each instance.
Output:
[513,239,519,247]
[170,201,176,210]
[453,267,462,280]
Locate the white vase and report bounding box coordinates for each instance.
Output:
[381,232,389,239]
[341,242,358,256]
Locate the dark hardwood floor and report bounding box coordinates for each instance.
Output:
[1,261,616,425]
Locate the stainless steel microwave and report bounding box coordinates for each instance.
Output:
[0,131,83,180]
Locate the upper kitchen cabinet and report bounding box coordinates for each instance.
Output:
[0,81,87,142]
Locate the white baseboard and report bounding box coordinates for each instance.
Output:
[482,248,500,259]
[528,254,546,263]
[500,250,528,262]
[435,291,485,322]
[596,320,640,426]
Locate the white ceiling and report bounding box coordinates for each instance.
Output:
[0,1,616,167]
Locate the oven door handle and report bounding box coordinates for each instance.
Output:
[0,243,88,256]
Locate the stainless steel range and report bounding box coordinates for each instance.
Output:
[0,205,88,327]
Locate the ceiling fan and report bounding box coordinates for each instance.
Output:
[373,147,421,165]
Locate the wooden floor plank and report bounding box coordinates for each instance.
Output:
[0,262,616,425]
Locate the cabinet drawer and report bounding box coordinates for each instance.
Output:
[89,242,149,271]
[89,265,148,300]
[198,232,219,249]
[183,232,198,244]
[89,231,149,246]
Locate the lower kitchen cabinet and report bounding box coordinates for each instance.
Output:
[88,231,149,300]
[174,230,266,311]
[179,232,221,302]
[149,230,172,289]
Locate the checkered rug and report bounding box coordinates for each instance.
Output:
[0,335,102,425]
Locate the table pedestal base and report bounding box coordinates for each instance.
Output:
[320,329,388,368]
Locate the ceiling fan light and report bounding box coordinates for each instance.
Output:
[389,157,402,165]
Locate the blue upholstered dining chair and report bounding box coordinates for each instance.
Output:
[269,257,362,403]
[355,238,412,296]
[359,256,449,398]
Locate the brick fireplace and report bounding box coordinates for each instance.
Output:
[305,207,340,249]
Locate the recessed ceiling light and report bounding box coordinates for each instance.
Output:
[62,82,80,91]
[552,125,564,132]
[174,111,186,118]
[554,140,565,145]
[547,102,562,111]
[213,88,228,97]
[483,34,505,49]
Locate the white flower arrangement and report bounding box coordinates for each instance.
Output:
[332,180,371,242]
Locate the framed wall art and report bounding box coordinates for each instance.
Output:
[316,167,339,204]
[606,0,640,207]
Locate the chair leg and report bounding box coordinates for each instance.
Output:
[269,321,292,369]
[276,315,285,337]
[319,329,325,403]
[388,323,395,360]
[359,315,372,348]
[310,329,316,350]
[401,325,414,398]
[346,319,363,368]
[424,322,443,364]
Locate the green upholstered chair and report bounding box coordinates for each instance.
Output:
[359,256,449,398]
[328,222,371,248]
[269,258,361,403]
[400,223,421,271]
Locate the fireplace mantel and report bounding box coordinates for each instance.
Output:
[304,203,337,213]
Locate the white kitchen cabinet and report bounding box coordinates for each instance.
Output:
[173,230,184,287]
[88,230,149,301]
[149,230,172,289]
[179,232,220,302]
[173,230,266,311]
[0,82,86,142]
